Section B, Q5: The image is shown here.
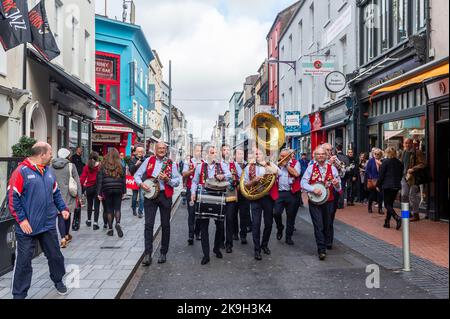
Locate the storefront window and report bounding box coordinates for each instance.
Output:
[69,118,79,150]
[81,122,90,163]
[383,116,426,152]
[57,114,66,150]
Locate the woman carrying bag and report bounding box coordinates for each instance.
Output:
[366,148,383,215]
[51,148,82,248]
[377,147,404,230]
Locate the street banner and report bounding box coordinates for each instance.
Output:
[302,59,334,76]
[285,111,302,136]
[0,0,32,51]
[126,175,140,190]
[28,0,60,61]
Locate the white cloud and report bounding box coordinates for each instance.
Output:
[96,0,295,140]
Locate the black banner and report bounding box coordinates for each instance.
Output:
[29,0,60,61]
[0,0,32,51]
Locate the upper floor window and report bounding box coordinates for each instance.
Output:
[0,47,6,76]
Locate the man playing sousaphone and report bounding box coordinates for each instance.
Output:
[190,145,231,265]
[274,149,301,245]
[243,146,281,261]
[301,146,341,261]
[182,144,203,245]
[134,143,181,266]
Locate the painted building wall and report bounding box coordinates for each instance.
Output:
[430,0,449,59]
[268,21,281,107]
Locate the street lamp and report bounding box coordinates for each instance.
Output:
[268,57,297,74]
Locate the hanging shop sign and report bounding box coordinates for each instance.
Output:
[301,116,311,134]
[302,58,334,76]
[92,133,121,143]
[325,71,347,93]
[285,111,302,136]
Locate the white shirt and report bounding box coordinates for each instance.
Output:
[190,161,231,194]
[301,161,341,193]
[134,156,181,191]
[278,160,301,191]
[243,162,281,183]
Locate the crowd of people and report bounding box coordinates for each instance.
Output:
[6,137,427,298]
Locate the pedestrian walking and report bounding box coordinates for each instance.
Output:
[366,148,384,214]
[346,149,358,206]
[377,147,404,230]
[97,149,127,237]
[128,147,146,218]
[50,148,82,248]
[399,138,427,222]
[80,151,101,230]
[357,152,369,203]
[71,146,85,176]
[8,142,70,298]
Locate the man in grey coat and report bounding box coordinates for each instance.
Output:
[51,148,82,247]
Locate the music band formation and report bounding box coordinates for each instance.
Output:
[132,114,346,266]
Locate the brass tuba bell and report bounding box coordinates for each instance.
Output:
[239,112,286,201]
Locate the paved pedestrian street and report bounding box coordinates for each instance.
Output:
[130,203,447,299]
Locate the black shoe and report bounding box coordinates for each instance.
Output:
[241,238,248,245]
[319,253,326,261]
[213,249,223,259]
[93,223,99,231]
[233,234,239,241]
[286,238,294,245]
[201,256,210,265]
[383,220,390,228]
[226,247,232,254]
[132,209,137,216]
[158,254,167,264]
[86,220,92,227]
[395,218,402,231]
[115,224,124,238]
[107,229,113,236]
[142,254,152,266]
[103,224,107,230]
[276,228,283,240]
[55,281,68,296]
[326,245,333,250]
[188,239,194,245]
[254,252,262,260]
[262,247,271,255]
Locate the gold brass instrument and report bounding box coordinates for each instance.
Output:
[240,113,285,201]
[278,150,295,166]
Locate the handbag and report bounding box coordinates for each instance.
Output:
[68,163,78,198]
[72,198,81,231]
[367,179,378,190]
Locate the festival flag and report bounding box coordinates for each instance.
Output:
[29,0,60,61]
[0,0,32,51]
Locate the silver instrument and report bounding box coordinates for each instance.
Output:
[307,182,330,206]
[143,178,160,200]
[195,186,226,221]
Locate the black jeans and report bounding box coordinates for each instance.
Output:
[225,202,238,248]
[347,179,357,204]
[86,185,100,223]
[104,190,123,229]
[186,189,200,240]
[251,196,274,253]
[383,189,400,222]
[274,191,297,240]
[368,189,383,212]
[309,201,333,254]
[338,178,347,208]
[13,230,65,299]
[199,218,224,258]
[237,191,251,238]
[144,192,172,255]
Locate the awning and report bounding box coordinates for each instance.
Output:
[369,57,449,100]
[317,119,348,132]
[94,124,134,134]
[384,130,404,140]
[27,48,143,133]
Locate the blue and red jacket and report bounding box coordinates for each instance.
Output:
[8,158,68,236]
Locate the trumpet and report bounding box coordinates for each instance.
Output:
[278,150,295,166]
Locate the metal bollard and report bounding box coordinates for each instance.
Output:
[401,202,411,272]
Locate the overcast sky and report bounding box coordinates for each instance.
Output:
[95,0,295,141]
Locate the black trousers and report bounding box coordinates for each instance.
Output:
[383,189,400,222]
[144,191,172,255]
[225,202,238,248]
[338,178,347,208]
[186,189,200,239]
[237,191,252,238]
[347,179,356,204]
[251,196,274,253]
[329,189,340,247]
[86,185,100,223]
[13,229,66,299]
[368,189,383,212]
[309,201,333,254]
[199,218,224,258]
[274,191,297,240]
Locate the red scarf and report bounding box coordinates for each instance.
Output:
[309,162,334,202]
[290,159,301,194]
[186,159,195,189]
[146,156,174,198]
[198,162,222,186]
[249,163,279,201]
[229,161,239,187]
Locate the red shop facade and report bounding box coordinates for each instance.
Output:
[309,112,326,153]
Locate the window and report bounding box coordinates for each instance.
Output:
[289,87,293,109]
[132,101,138,122]
[139,106,144,125]
[340,35,347,74]
[134,60,138,83]
[84,31,91,84]
[54,0,63,63]
[69,118,79,149]
[310,3,315,44]
[298,20,303,56]
[414,0,427,32]
[71,16,80,76]
[0,46,6,75]
[298,80,302,110]
[140,68,143,89]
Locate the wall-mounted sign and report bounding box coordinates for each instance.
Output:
[426,78,449,100]
[302,59,334,76]
[301,116,311,134]
[310,112,323,131]
[96,58,114,80]
[325,71,347,93]
[285,111,302,136]
[92,133,121,143]
[94,125,134,133]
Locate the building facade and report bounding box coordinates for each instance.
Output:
[94,15,154,156]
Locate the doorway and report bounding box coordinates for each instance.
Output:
[436,119,449,221]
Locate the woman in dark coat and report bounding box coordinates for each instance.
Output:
[377,147,404,230]
[366,148,383,214]
[97,149,127,237]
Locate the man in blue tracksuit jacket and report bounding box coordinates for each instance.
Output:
[8,142,70,299]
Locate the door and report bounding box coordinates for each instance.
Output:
[436,120,449,220]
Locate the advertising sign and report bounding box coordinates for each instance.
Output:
[285,111,302,136]
[325,71,347,93]
[302,59,335,76]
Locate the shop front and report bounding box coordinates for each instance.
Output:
[309,112,326,154]
[321,102,351,151]
[92,123,135,157]
[425,67,449,221]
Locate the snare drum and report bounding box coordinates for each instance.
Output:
[194,186,226,222]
